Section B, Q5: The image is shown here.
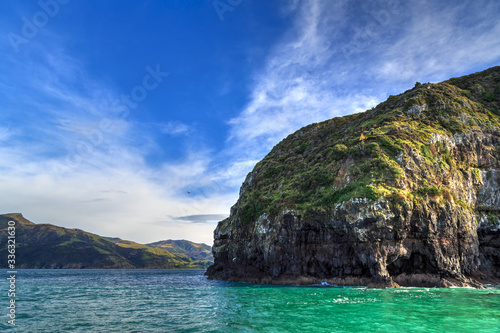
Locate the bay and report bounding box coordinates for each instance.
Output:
[0,269,499,332]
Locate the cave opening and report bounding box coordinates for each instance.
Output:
[387,252,438,276]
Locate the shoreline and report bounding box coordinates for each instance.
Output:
[206,273,500,289]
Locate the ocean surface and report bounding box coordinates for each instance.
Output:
[0,269,499,332]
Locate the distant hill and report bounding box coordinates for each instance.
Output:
[147,239,213,261]
[105,237,213,267]
[0,213,213,269]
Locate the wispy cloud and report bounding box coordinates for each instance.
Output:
[0,127,14,142]
[170,214,229,224]
[159,121,193,136]
[374,0,500,82]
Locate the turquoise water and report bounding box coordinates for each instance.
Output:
[0,269,499,332]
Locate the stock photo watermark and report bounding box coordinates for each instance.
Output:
[213,0,243,21]
[7,0,71,53]
[341,0,401,60]
[120,65,169,112]
[53,64,169,176]
[6,220,17,326]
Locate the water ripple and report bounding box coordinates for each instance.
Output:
[0,269,498,332]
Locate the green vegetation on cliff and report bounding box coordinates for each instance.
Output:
[208,66,500,287]
[233,67,500,224]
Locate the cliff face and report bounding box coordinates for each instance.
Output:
[206,67,500,287]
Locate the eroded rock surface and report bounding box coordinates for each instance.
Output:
[206,67,500,287]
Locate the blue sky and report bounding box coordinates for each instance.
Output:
[1,0,499,245]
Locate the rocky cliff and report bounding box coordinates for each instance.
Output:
[206,67,500,288]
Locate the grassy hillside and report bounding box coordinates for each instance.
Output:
[231,66,500,224]
[148,239,213,262]
[0,213,212,269]
[106,237,213,269]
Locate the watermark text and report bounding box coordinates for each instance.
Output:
[6,220,16,326]
[213,0,243,21]
[7,0,71,53]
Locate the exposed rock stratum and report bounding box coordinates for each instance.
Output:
[206,67,500,288]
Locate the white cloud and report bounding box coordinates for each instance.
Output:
[159,121,192,136]
[170,214,229,224]
[0,127,14,142]
[373,1,500,82]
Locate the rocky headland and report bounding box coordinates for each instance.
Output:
[206,67,500,288]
